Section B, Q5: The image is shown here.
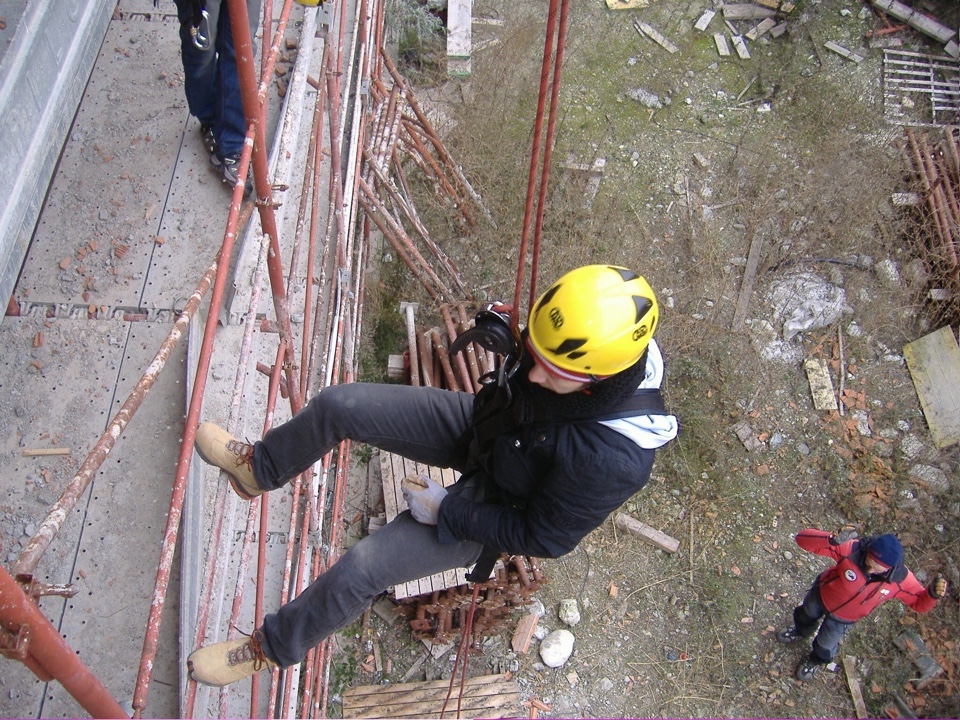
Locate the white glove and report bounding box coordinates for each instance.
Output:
[401,474,448,526]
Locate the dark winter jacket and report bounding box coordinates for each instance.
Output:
[796,529,939,622]
[437,341,677,559]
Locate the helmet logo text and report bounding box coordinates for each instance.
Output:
[548,307,563,330]
[632,326,648,341]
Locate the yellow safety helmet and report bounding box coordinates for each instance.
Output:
[526,265,658,380]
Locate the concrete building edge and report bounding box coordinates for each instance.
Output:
[0,0,114,310]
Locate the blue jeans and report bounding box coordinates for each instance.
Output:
[254,384,484,667]
[793,583,855,664]
[174,0,262,157]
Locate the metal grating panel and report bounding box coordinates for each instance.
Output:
[883,49,960,127]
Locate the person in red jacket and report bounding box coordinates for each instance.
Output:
[777,528,947,682]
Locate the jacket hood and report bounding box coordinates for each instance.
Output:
[600,339,678,450]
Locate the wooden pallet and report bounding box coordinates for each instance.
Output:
[380,451,468,599]
[342,674,520,719]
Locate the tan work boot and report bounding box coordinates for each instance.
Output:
[194,422,261,499]
[188,630,276,687]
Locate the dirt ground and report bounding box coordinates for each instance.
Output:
[326,1,960,718]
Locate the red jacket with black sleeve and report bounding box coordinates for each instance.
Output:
[795,529,939,623]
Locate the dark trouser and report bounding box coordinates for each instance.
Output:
[254,384,484,667]
[793,584,855,664]
[173,0,262,156]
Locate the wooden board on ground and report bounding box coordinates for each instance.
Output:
[614,512,680,553]
[342,674,520,719]
[843,655,868,719]
[605,0,653,9]
[634,20,679,54]
[804,358,839,411]
[380,451,467,599]
[755,0,795,11]
[731,227,764,330]
[903,326,960,449]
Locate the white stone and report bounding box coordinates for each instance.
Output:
[559,598,581,626]
[875,258,902,289]
[527,597,546,618]
[900,434,926,460]
[539,629,575,668]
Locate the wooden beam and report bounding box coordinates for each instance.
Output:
[714,33,731,56]
[511,612,538,654]
[615,513,680,553]
[634,20,680,54]
[732,35,751,59]
[843,656,868,719]
[722,4,777,20]
[731,227,764,331]
[824,41,865,63]
[871,0,955,44]
[21,448,71,457]
[804,359,839,411]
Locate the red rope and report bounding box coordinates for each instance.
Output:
[442,5,573,715]
[440,582,482,718]
[529,0,570,311]
[511,0,567,327]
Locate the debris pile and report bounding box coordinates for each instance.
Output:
[903,126,960,324]
[395,555,546,645]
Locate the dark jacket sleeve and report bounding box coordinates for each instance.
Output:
[436,424,655,558]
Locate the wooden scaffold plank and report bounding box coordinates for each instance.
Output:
[381,451,467,598]
[343,674,520,719]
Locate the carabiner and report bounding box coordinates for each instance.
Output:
[191,9,211,50]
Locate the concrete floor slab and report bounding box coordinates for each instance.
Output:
[40,319,185,719]
[0,317,181,718]
[16,16,189,311]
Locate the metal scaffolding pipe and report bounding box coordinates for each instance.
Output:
[429,328,460,390]
[227,0,304,415]
[380,49,490,225]
[401,302,420,387]
[418,328,435,388]
[0,566,127,719]
[357,191,441,301]
[134,139,256,716]
[440,304,475,391]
